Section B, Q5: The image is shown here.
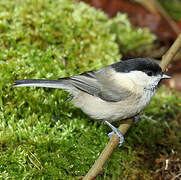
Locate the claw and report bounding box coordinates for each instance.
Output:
[105,120,124,147]
[108,131,114,139]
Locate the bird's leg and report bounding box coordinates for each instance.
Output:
[104,120,124,147]
[134,115,140,124]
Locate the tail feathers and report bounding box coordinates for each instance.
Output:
[13,79,70,89]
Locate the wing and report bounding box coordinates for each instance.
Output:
[67,67,131,102]
[67,70,101,97]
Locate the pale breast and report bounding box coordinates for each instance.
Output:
[71,90,151,122]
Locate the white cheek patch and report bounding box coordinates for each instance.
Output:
[97,68,137,93]
[123,71,162,89]
[111,71,135,89]
[114,71,149,88]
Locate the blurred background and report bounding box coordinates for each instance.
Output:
[78,0,181,92]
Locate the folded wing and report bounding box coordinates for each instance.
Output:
[68,68,131,102]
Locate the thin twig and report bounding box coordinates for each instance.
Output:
[161,33,181,70]
[135,0,158,14]
[27,150,43,170]
[83,33,181,180]
[136,0,180,35]
[151,0,180,35]
[171,171,181,180]
[28,150,43,169]
[27,154,41,170]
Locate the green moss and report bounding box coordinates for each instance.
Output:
[0,0,180,179]
[0,0,121,78]
[107,13,156,56]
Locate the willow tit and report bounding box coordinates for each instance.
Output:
[13,58,171,145]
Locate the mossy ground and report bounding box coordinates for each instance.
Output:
[0,0,181,179]
[1,86,181,179]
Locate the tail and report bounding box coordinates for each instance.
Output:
[13,79,70,89]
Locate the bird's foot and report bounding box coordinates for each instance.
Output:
[104,120,124,147]
[134,115,140,124]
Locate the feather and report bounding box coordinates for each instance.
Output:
[13,65,132,102]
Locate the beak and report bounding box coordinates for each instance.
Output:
[162,74,172,79]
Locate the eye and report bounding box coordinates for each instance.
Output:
[147,71,153,76]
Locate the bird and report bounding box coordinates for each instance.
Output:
[13,58,171,146]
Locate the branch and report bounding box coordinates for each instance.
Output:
[151,0,180,35]
[83,33,181,180]
[83,119,133,179]
[161,33,181,70]
[136,0,180,35]
[135,0,158,15]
